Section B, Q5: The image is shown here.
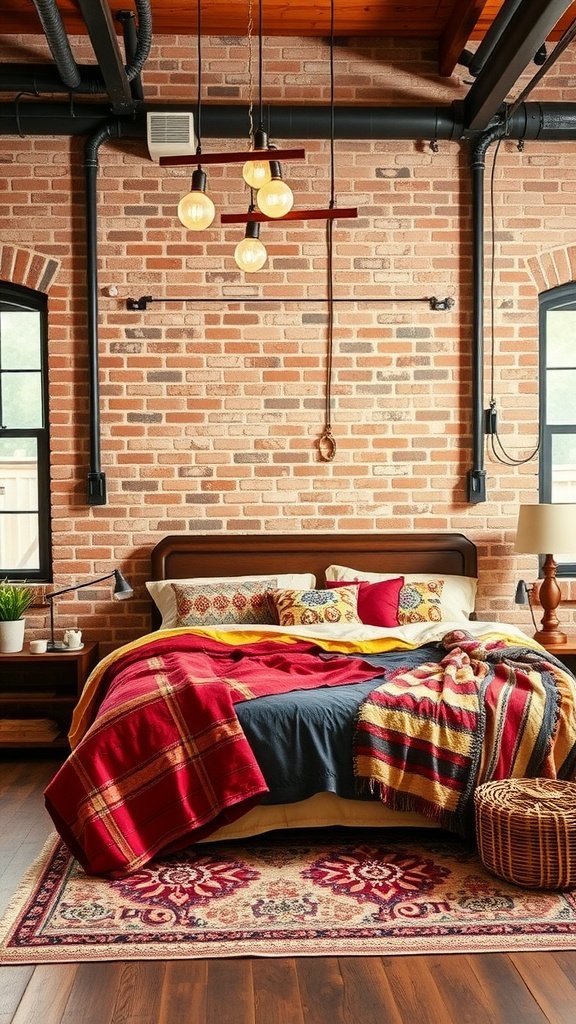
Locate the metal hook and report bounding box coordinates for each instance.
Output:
[318,428,337,462]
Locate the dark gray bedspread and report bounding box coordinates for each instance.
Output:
[236,642,443,804]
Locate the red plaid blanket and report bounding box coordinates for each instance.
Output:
[354,629,576,834]
[45,631,385,877]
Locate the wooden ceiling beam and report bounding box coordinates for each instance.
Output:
[4,0,576,43]
[438,0,493,77]
[0,1,492,40]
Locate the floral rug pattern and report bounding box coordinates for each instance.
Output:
[1,831,576,962]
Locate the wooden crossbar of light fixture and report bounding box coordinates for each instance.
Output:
[159,148,305,166]
[221,207,358,223]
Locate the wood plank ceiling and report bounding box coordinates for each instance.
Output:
[3,2,576,74]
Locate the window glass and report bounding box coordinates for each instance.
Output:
[0,311,41,369]
[0,285,50,581]
[0,437,38,513]
[551,435,576,503]
[0,513,39,572]
[545,369,576,425]
[2,372,43,428]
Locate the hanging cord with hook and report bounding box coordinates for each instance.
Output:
[318,0,337,462]
[319,217,337,461]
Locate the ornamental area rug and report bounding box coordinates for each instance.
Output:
[1,829,576,963]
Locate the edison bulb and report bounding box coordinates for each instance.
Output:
[242,157,272,189]
[256,177,294,219]
[177,168,215,231]
[177,189,215,231]
[234,235,268,273]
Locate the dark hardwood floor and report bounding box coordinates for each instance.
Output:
[1,757,575,1024]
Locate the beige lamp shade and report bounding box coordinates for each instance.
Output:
[514,503,576,555]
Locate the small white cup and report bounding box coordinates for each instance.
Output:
[30,639,48,654]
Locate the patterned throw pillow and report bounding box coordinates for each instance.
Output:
[171,580,277,627]
[398,579,444,624]
[147,573,316,629]
[268,587,361,627]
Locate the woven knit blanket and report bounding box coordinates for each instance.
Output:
[353,629,576,835]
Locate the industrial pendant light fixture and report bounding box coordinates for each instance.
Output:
[177,0,215,231]
[256,156,294,218]
[234,208,268,271]
[234,0,269,273]
[242,0,272,190]
[222,0,357,229]
[251,0,294,218]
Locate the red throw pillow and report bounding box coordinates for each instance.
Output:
[326,577,404,627]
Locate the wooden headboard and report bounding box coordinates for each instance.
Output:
[150,532,477,628]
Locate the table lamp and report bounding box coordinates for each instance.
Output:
[514,503,576,645]
[46,569,133,651]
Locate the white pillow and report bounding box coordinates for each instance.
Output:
[146,573,316,629]
[324,565,477,621]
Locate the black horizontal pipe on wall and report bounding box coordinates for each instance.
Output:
[4,98,576,503]
[4,99,576,140]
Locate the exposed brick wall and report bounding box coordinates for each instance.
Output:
[1,33,575,647]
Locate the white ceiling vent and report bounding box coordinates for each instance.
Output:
[146,112,196,162]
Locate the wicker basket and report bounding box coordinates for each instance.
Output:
[474,778,576,890]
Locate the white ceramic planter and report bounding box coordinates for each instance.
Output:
[0,618,26,653]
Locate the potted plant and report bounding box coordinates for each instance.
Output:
[0,580,34,653]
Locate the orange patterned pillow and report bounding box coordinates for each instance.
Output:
[268,587,361,627]
[398,579,444,624]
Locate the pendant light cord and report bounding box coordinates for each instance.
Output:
[319,0,337,462]
[195,0,203,159]
[246,0,254,144]
[258,0,264,128]
[246,0,264,144]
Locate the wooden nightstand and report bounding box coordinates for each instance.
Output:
[542,636,576,674]
[0,641,100,750]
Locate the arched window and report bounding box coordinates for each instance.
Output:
[0,282,51,581]
[539,282,576,577]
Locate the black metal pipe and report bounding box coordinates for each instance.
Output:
[5,99,576,141]
[84,122,120,506]
[467,123,506,504]
[122,0,153,84]
[466,0,527,77]
[0,100,465,139]
[116,10,144,103]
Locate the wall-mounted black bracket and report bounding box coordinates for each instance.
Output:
[467,469,486,503]
[87,471,107,505]
[429,296,455,311]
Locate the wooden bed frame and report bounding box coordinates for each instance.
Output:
[149,531,478,841]
[150,531,477,629]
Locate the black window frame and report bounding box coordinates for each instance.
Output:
[539,282,576,578]
[0,281,51,582]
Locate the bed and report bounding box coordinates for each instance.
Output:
[44,532,576,877]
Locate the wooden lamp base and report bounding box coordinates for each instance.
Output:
[534,555,567,646]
